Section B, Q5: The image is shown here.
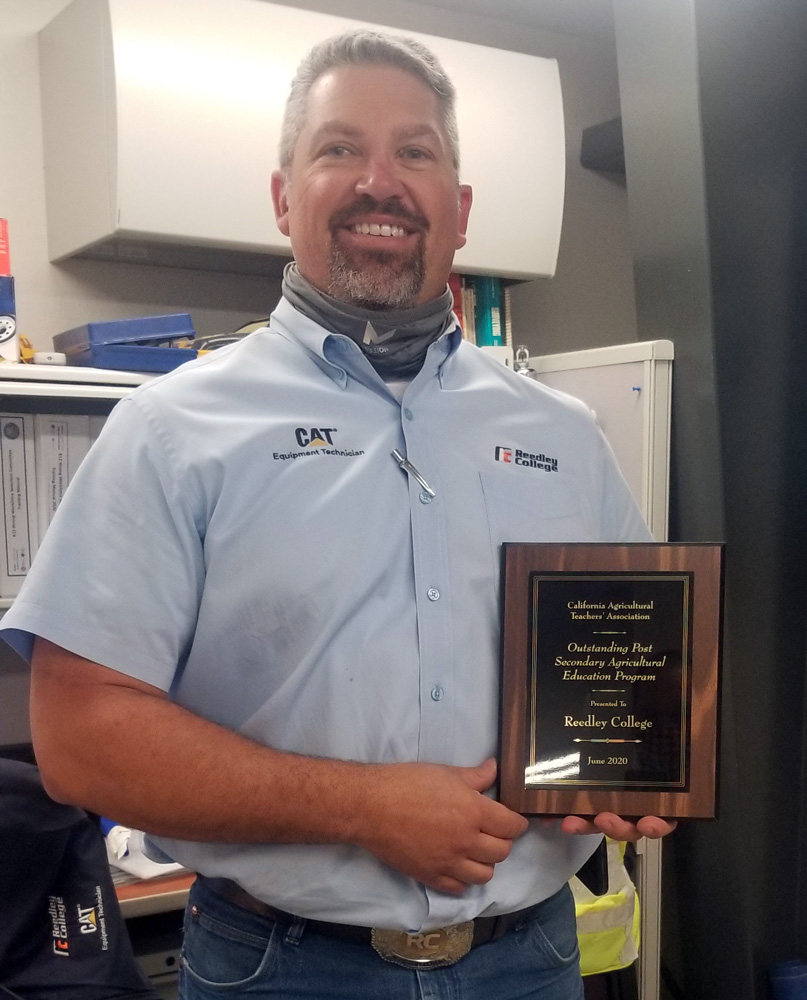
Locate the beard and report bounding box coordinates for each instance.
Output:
[326,196,428,309]
[327,241,425,310]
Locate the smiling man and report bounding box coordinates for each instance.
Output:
[1,29,672,1000]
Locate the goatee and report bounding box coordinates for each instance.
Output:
[327,195,428,309]
[328,243,425,310]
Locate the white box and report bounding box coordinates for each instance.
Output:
[34,414,91,538]
[0,414,39,598]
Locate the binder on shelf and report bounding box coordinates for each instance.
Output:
[503,285,514,348]
[0,414,38,598]
[89,414,108,444]
[448,273,464,335]
[34,414,91,537]
[460,278,476,344]
[473,276,503,347]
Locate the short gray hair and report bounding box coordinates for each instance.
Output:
[278,29,460,174]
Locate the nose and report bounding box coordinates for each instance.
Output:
[354,154,407,202]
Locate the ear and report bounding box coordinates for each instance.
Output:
[455,184,473,251]
[271,170,291,237]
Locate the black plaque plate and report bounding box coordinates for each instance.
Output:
[499,543,723,819]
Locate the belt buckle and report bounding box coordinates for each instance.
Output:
[371,921,474,970]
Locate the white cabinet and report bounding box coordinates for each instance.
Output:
[533,339,673,542]
[38,0,565,280]
[532,338,674,1000]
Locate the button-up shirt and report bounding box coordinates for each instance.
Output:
[1,297,650,931]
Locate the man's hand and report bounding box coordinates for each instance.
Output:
[561,812,676,841]
[32,641,528,892]
[354,757,529,894]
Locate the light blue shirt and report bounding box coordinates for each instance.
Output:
[2,297,650,931]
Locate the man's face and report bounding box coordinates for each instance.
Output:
[272,63,472,309]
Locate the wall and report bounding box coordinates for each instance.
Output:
[614,0,807,996]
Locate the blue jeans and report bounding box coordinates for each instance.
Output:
[178,878,583,1000]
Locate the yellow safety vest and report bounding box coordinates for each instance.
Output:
[571,839,641,976]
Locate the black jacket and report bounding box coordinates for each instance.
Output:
[0,758,158,1000]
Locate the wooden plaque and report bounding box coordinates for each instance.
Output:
[499,543,723,819]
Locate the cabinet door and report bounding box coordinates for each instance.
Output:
[40,0,564,280]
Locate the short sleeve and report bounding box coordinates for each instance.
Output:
[0,396,206,691]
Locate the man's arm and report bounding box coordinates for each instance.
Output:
[30,638,528,894]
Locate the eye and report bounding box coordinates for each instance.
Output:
[400,146,433,162]
[321,144,354,159]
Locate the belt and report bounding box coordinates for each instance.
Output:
[198,876,532,970]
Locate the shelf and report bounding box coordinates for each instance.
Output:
[0,382,144,401]
[116,871,195,919]
[0,364,152,401]
[0,363,151,387]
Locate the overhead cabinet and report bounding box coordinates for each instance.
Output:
[38,0,565,280]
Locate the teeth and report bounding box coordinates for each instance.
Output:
[352,223,406,237]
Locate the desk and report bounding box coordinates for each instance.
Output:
[116,871,194,919]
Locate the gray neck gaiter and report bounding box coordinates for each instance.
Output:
[282,263,455,380]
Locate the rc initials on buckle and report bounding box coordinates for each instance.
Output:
[371,922,474,969]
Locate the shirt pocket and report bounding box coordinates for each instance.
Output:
[479,471,590,576]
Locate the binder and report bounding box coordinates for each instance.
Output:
[34,414,91,537]
[0,414,38,598]
[472,276,502,347]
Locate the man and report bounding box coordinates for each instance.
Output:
[1,29,672,1000]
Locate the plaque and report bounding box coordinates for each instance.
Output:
[499,543,723,819]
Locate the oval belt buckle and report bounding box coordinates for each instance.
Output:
[371,922,474,970]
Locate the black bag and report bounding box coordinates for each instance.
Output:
[0,759,159,999]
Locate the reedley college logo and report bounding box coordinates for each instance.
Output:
[49,896,70,956]
[495,446,559,473]
[273,427,365,462]
[49,887,111,957]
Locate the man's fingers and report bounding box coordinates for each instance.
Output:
[459,859,496,885]
[470,831,518,866]
[561,812,677,841]
[357,760,529,890]
[593,813,642,841]
[479,798,530,841]
[430,859,496,894]
[560,815,599,836]
[457,757,498,794]
[636,816,677,839]
[430,874,475,894]
[458,759,530,841]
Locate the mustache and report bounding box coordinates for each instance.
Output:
[329,196,428,232]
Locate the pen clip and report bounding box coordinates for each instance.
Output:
[392,449,436,498]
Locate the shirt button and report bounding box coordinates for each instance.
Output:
[419,491,433,504]
[430,685,444,702]
[427,588,440,601]
[403,408,414,420]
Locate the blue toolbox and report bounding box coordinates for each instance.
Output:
[53,313,197,373]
